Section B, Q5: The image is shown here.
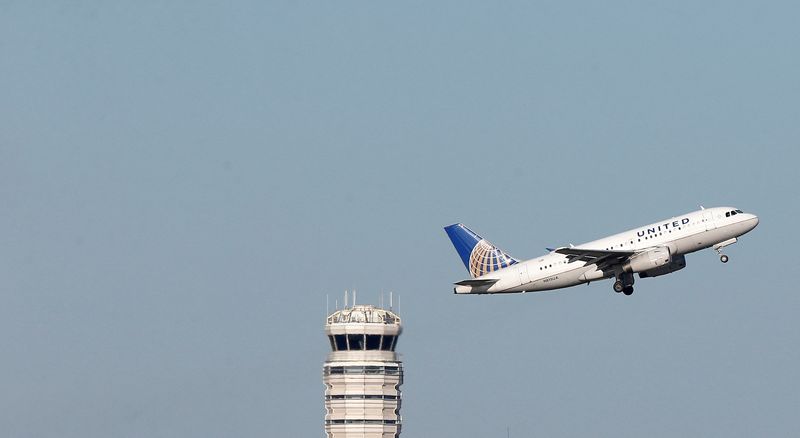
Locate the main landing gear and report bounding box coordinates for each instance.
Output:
[613,272,635,296]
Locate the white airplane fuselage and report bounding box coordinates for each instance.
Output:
[453,207,759,295]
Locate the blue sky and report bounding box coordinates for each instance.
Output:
[1,2,798,437]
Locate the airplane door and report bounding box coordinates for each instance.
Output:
[518,264,530,285]
[703,210,716,231]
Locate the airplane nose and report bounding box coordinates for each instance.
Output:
[747,214,759,231]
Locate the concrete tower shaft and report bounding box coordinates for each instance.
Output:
[323,304,403,438]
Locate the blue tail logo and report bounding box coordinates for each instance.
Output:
[444,223,518,278]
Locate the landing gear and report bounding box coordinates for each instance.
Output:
[613,272,634,295]
[714,238,737,264]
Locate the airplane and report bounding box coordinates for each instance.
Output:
[444,207,759,296]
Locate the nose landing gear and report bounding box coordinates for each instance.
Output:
[713,238,737,263]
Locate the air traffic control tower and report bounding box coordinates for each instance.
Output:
[323,301,403,438]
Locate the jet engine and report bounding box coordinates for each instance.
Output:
[639,254,686,278]
[623,247,671,273]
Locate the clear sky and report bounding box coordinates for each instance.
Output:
[1,1,798,437]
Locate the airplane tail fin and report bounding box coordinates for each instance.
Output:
[444,223,518,278]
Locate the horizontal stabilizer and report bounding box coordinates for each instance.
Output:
[454,278,500,287]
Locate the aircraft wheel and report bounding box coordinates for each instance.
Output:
[613,281,624,293]
[720,254,729,263]
[623,286,634,296]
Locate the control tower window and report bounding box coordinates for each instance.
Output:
[328,336,336,351]
[364,366,383,374]
[326,366,344,374]
[366,335,381,350]
[381,335,395,351]
[334,335,348,351]
[347,334,365,350]
[385,366,400,375]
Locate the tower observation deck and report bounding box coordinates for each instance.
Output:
[323,303,403,438]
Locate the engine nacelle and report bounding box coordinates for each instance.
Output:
[639,254,686,278]
[623,247,671,273]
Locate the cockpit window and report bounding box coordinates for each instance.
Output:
[735,209,743,213]
[731,211,738,215]
[725,212,730,217]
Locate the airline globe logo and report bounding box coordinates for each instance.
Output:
[469,240,517,278]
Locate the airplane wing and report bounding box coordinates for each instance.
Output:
[554,247,636,271]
